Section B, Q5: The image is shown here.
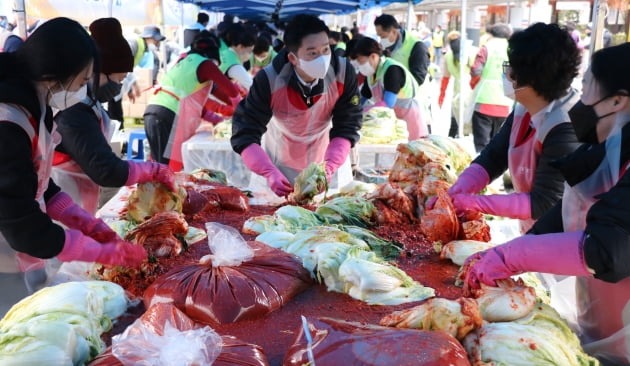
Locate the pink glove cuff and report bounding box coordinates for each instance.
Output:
[126,161,150,186]
[46,192,75,221]
[58,229,101,263]
[241,144,276,177]
[449,163,490,195]
[474,192,531,220]
[324,137,351,177]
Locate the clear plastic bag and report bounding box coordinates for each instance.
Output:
[201,222,254,267]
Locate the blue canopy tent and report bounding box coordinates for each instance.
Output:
[173,0,422,22]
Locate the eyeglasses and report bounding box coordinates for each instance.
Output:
[502,61,511,75]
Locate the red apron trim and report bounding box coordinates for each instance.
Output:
[52,151,72,166]
[152,86,180,101]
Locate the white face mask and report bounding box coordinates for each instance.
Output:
[502,74,527,99]
[254,54,268,63]
[380,34,395,48]
[48,84,87,110]
[297,53,331,80]
[358,61,375,77]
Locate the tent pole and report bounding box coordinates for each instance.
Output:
[407,0,413,31]
[108,0,113,17]
[590,0,607,53]
[458,0,467,138]
[12,0,27,39]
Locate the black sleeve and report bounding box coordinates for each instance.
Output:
[361,81,371,99]
[583,169,630,283]
[408,41,429,85]
[527,200,564,235]
[230,70,273,154]
[329,58,363,147]
[473,113,512,180]
[529,123,581,218]
[0,124,65,258]
[383,65,406,94]
[55,103,130,187]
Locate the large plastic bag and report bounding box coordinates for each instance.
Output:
[144,224,312,326]
[283,317,472,366]
[89,303,270,366]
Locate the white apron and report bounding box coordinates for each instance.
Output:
[508,102,567,233]
[562,125,630,364]
[249,59,352,194]
[51,100,114,215]
[0,102,61,314]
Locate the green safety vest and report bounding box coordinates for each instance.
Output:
[368,57,417,100]
[132,37,146,67]
[475,37,512,107]
[149,53,207,113]
[390,30,420,71]
[219,45,242,74]
[250,46,277,68]
[336,42,346,51]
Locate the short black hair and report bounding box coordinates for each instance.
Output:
[222,23,256,47]
[329,31,342,43]
[346,37,382,59]
[191,30,220,62]
[508,22,580,102]
[591,42,630,96]
[253,35,271,55]
[283,14,329,54]
[197,12,209,24]
[374,14,399,31]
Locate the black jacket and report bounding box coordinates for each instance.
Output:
[529,122,630,283]
[474,107,581,219]
[54,96,130,187]
[0,78,65,258]
[231,49,362,154]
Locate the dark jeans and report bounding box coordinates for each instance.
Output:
[143,105,176,164]
[472,111,505,152]
[448,114,459,138]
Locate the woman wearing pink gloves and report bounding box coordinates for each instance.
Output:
[465,43,630,364]
[0,18,146,316]
[347,36,428,141]
[53,18,176,215]
[231,14,362,197]
[447,23,581,233]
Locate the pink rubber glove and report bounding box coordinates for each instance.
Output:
[323,137,352,180]
[126,161,176,191]
[448,163,490,195]
[464,231,592,291]
[451,192,531,219]
[47,192,119,243]
[362,100,387,114]
[241,144,293,197]
[58,229,147,267]
[202,110,224,125]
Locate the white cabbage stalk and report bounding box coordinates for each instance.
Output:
[440,240,497,266]
[474,279,537,322]
[338,181,377,197]
[314,242,355,292]
[380,297,482,340]
[0,338,72,366]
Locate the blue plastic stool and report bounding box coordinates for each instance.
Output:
[127,129,147,161]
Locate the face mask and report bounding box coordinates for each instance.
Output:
[568,98,615,144]
[358,61,375,77]
[297,53,331,80]
[238,51,251,63]
[48,84,87,110]
[254,55,268,63]
[502,74,527,99]
[96,79,122,103]
[380,34,395,48]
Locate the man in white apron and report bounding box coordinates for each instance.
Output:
[463,43,630,364]
[445,23,582,234]
[231,14,362,198]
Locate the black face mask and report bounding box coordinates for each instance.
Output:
[568,97,615,144]
[96,78,123,103]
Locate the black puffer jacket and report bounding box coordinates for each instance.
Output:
[530,122,630,283]
[0,78,65,258]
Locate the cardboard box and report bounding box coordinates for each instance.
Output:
[123,100,147,119]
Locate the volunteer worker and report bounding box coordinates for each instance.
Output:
[231,14,362,197]
[53,18,176,215]
[144,31,240,170]
[347,36,428,140]
[465,42,630,365]
[446,23,581,233]
[0,18,146,316]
